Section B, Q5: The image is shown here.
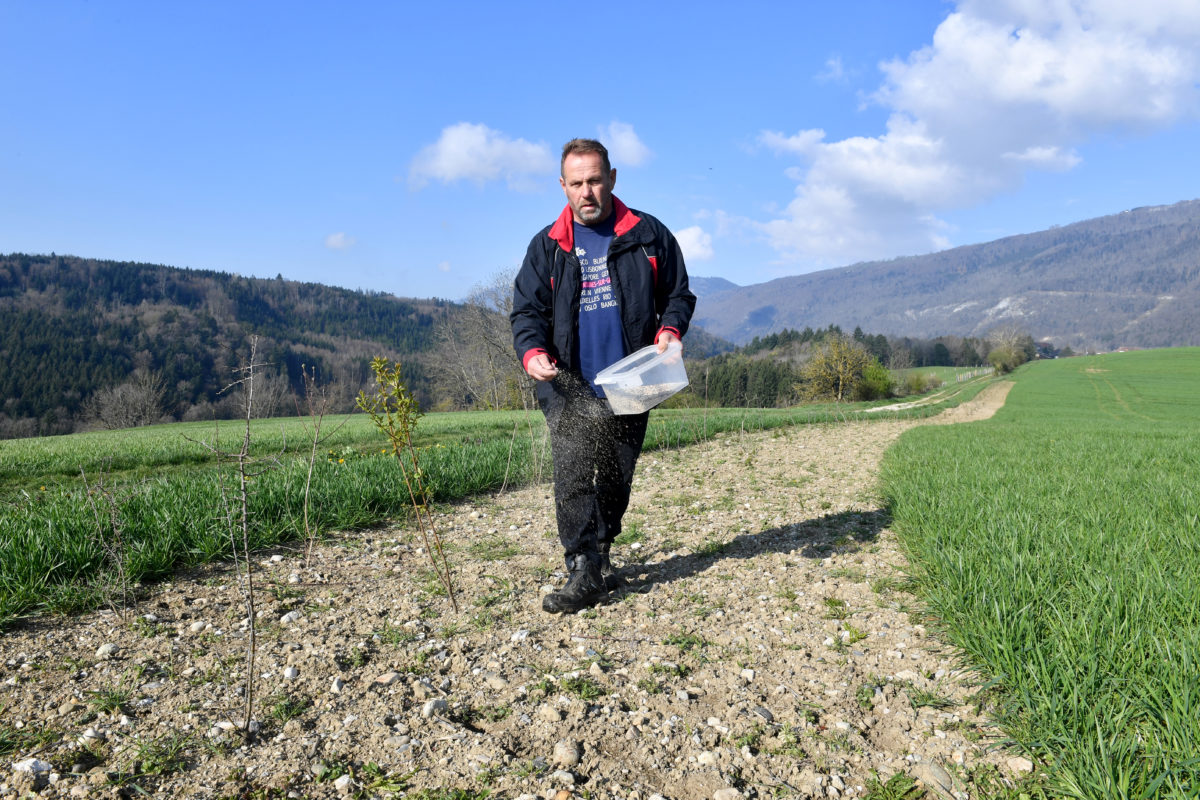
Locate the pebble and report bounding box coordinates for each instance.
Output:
[283,667,299,679]
[331,677,345,694]
[189,621,206,633]
[739,668,755,682]
[713,789,744,800]
[421,698,448,718]
[552,739,581,768]
[333,773,353,794]
[374,671,400,686]
[280,611,302,624]
[550,769,575,786]
[1007,756,1034,773]
[94,643,117,659]
[13,758,52,774]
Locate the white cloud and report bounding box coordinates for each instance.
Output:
[324,232,356,250]
[675,226,714,261]
[602,121,652,167]
[758,0,1200,267]
[437,260,451,273]
[816,55,846,83]
[410,122,555,189]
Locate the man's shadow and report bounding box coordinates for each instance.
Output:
[616,508,891,591]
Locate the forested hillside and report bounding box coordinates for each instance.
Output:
[0,254,449,438]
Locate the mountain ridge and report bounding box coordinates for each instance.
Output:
[691,198,1200,349]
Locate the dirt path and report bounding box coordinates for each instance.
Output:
[0,387,1030,800]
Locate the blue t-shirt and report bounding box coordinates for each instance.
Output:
[573,217,625,394]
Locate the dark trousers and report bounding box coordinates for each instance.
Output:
[543,391,649,563]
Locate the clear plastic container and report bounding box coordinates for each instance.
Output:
[594,341,689,414]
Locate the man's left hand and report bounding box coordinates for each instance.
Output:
[656,331,681,354]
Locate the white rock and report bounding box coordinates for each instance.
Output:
[280,611,302,624]
[333,773,353,794]
[77,728,104,746]
[283,667,299,680]
[374,671,400,686]
[331,677,345,694]
[739,668,755,682]
[12,758,52,774]
[421,698,448,718]
[552,739,581,768]
[189,621,206,633]
[714,789,744,800]
[1007,756,1034,773]
[510,629,530,643]
[551,769,575,785]
[95,643,117,659]
[698,751,718,766]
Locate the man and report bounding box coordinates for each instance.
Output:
[511,138,696,614]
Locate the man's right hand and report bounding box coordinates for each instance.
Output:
[525,353,559,382]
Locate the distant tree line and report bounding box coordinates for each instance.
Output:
[0,253,449,438]
[0,255,1049,438]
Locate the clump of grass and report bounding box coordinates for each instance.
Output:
[561,675,606,700]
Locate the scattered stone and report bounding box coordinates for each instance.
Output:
[331,677,346,694]
[374,671,401,687]
[552,739,581,768]
[913,759,956,799]
[94,643,117,659]
[280,611,302,624]
[421,698,448,719]
[284,667,299,679]
[1007,756,1034,774]
[714,788,744,800]
[551,769,575,786]
[13,758,52,774]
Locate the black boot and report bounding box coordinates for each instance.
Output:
[543,553,606,614]
[597,551,624,591]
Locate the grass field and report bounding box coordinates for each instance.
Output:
[882,348,1200,799]
[0,397,958,624]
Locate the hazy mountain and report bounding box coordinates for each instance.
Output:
[691,198,1200,349]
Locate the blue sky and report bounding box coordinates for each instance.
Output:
[3,1,1199,301]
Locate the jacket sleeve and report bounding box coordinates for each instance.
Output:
[654,224,697,341]
[510,230,555,370]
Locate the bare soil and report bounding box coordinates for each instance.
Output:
[2,388,1033,800]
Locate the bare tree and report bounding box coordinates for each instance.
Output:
[433,269,534,410]
[85,368,167,429]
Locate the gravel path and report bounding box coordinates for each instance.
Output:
[1,388,1034,799]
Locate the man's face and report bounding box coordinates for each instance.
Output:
[560,152,616,225]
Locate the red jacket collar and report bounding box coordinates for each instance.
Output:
[547,196,641,253]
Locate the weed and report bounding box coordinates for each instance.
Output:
[907,686,956,710]
[562,675,606,700]
[636,678,662,695]
[822,596,851,619]
[842,623,868,644]
[648,662,691,679]
[376,621,417,646]
[468,536,521,561]
[268,692,312,723]
[855,684,876,709]
[665,632,708,652]
[0,724,60,758]
[863,770,923,800]
[87,682,133,714]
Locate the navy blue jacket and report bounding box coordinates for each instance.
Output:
[510,196,696,397]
